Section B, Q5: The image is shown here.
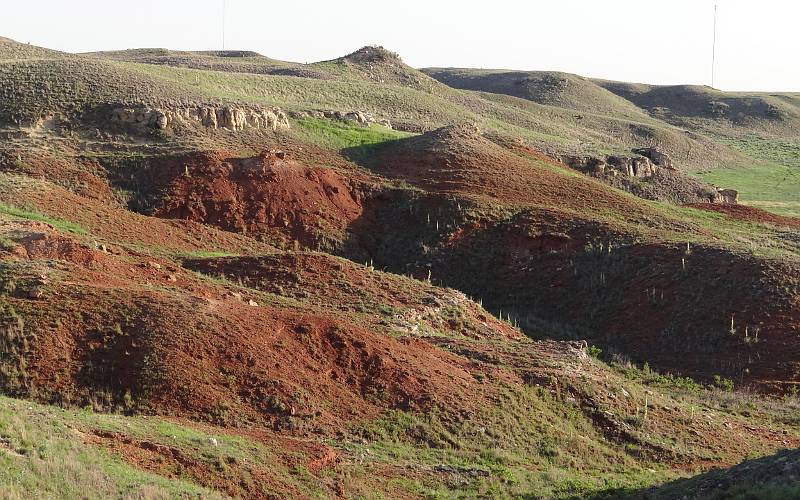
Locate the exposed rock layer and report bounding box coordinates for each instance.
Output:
[289,109,393,129]
[110,105,290,132]
[560,148,738,204]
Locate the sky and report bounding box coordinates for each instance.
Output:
[3,0,799,91]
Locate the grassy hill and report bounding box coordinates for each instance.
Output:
[592,81,800,216]
[0,57,208,125]
[423,66,800,217]
[85,47,333,79]
[422,67,653,121]
[0,36,69,61]
[594,81,800,135]
[0,37,739,173]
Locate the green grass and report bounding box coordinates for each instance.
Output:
[0,397,223,499]
[0,58,200,124]
[648,202,800,259]
[352,384,675,499]
[699,164,800,217]
[127,62,726,166]
[292,117,414,150]
[0,203,86,235]
[0,44,745,176]
[0,395,341,499]
[180,250,240,259]
[0,237,16,251]
[645,451,800,500]
[696,135,800,217]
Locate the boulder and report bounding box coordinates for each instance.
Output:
[716,188,739,204]
[198,107,218,129]
[632,147,676,170]
[708,101,730,117]
[562,154,657,178]
[152,110,168,129]
[343,111,368,125]
[560,155,606,175]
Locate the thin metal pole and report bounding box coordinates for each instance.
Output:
[712,4,717,88]
[222,0,226,50]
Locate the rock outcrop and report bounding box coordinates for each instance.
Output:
[713,188,739,204]
[562,147,680,179]
[288,109,393,129]
[559,151,738,205]
[110,105,290,133]
[606,155,658,178]
[632,147,676,170]
[560,154,657,178]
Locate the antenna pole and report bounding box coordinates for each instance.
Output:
[222,0,226,50]
[711,4,717,88]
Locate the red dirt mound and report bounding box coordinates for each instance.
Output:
[0,149,118,204]
[155,150,364,248]
[82,426,336,498]
[22,288,482,429]
[686,202,800,229]
[84,429,303,498]
[184,252,522,340]
[0,175,274,256]
[7,220,104,267]
[365,124,659,223]
[3,229,487,431]
[3,221,797,481]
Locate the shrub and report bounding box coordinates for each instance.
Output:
[586,345,602,359]
[713,375,735,392]
[0,303,29,393]
[0,237,16,252]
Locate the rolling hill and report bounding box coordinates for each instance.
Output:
[423,67,653,121]
[0,36,799,498]
[424,66,800,217]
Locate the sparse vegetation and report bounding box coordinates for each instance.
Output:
[0,237,16,252]
[0,203,86,235]
[0,396,252,499]
[0,303,28,393]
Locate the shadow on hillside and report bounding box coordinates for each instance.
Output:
[622,448,800,499]
[341,139,401,170]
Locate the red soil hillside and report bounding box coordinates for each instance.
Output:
[154,150,368,248]
[0,219,491,430]
[1,216,795,481]
[354,194,800,388]
[0,173,274,256]
[183,252,521,340]
[364,124,663,221]
[3,36,800,498]
[344,128,800,389]
[0,149,120,204]
[686,202,800,229]
[4,134,797,391]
